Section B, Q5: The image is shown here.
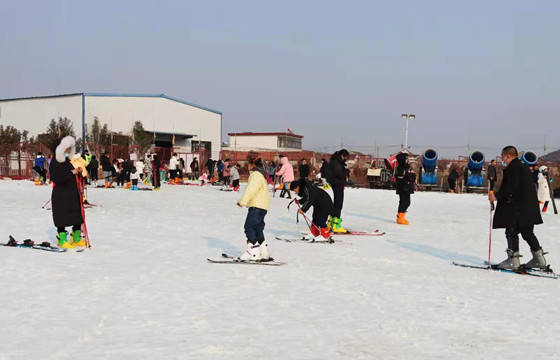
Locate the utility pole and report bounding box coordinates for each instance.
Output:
[401,114,415,151]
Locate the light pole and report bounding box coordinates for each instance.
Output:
[401,113,415,151]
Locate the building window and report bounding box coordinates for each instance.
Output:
[192,141,212,153]
[277,136,301,149]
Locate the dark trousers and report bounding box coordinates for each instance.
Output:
[489,179,496,191]
[244,207,267,245]
[57,225,80,233]
[332,184,344,218]
[232,179,240,188]
[170,169,177,179]
[506,224,541,252]
[312,207,330,228]
[448,179,456,191]
[132,179,138,186]
[280,182,292,199]
[398,193,411,213]
[153,171,160,188]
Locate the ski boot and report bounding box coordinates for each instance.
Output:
[332,217,347,233]
[57,232,73,249]
[259,240,272,261]
[396,213,409,225]
[237,242,261,262]
[496,249,520,271]
[523,249,548,270]
[542,205,548,213]
[71,229,85,248]
[327,216,335,231]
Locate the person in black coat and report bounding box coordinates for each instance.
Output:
[327,149,349,233]
[299,158,310,180]
[395,152,416,225]
[152,154,161,190]
[87,155,99,184]
[489,146,548,270]
[487,160,497,193]
[101,152,112,187]
[206,158,215,179]
[319,159,329,182]
[448,165,459,193]
[291,179,334,241]
[49,136,84,249]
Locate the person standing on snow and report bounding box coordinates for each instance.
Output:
[230,163,240,191]
[236,157,271,261]
[169,153,179,183]
[447,165,459,193]
[327,149,349,233]
[489,146,549,270]
[101,151,112,188]
[190,157,200,179]
[299,158,310,180]
[49,136,85,249]
[152,154,161,190]
[277,155,294,199]
[537,165,552,213]
[395,152,416,225]
[290,179,334,242]
[33,152,47,184]
[487,159,497,193]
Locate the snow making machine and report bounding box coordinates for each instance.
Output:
[418,149,441,191]
[520,151,538,166]
[463,151,486,193]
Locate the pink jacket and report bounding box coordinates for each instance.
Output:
[276,157,294,182]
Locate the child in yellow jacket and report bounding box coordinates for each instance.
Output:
[237,157,271,261]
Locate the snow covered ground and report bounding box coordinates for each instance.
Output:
[1,180,559,360]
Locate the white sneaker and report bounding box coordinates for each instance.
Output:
[238,242,261,261]
[259,240,271,261]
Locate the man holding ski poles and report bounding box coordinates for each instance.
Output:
[489,145,549,270]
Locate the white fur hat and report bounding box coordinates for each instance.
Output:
[55,136,76,163]
[539,165,548,172]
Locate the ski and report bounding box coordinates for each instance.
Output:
[207,253,286,266]
[302,229,385,236]
[452,262,558,279]
[274,235,339,244]
[545,173,558,214]
[2,236,66,253]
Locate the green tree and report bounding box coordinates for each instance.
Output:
[44,117,76,153]
[131,121,153,156]
[86,116,111,146]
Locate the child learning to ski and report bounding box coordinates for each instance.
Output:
[290,179,334,241]
[130,166,139,190]
[236,157,271,261]
[49,136,85,249]
[230,163,240,191]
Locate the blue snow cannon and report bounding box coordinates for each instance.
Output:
[420,149,438,185]
[466,151,485,187]
[521,151,538,166]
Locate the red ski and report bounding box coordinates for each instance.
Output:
[301,229,385,237]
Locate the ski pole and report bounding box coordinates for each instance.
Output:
[41,199,51,209]
[292,200,323,235]
[488,202,494,269]
[75,174,91,248]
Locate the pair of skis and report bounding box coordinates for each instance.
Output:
[452,261,558,279]
[207,253,285,266]
[275,229,385,244]
[2,236,68,253]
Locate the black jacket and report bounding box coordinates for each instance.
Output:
[49,159,83,228]
[493,158,542,229]
[297,180,334,214]
[448,169,459,182]
[327,153,347,186]
[101,155,112,172]
[87,158,98,174]
[319,161,329,179]
[487,164,497,180]
[299,163,310,179]
[395,165,416,195]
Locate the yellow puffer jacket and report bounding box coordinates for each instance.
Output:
[238,170,270,210]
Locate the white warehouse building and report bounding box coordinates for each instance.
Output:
[0,92,222,159]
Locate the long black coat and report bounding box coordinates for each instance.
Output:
[395,166,416,195]
[493,158,542,229]
[327,154,347,186]
[299,163,310,179]
[297,180,334,214]
[50,159,83,228]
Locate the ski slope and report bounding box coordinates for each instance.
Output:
[1,180,559,359]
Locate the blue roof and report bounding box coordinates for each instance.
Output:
[0,92,222,115]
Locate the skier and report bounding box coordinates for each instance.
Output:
[222,159,230,185]
[236,157,271,261]
[33,152,47,184]
[190,157,199,179]
[487,160,497,193]
[327,149,349,232]
[87,155,99,185]
[395,152,416,225]
[277,155,294,199]
[299,158,310,180]
[206,158,215,179]
[101,152,112,188]
[290,179,334,241]
[537,165,552,213]
[230,163,240,191]
[130,166,139,190]
[217,160,225,183]
[169,153,179,184]
[152,154,161,190]
[489,146,549,270]
[448,165,459,193]
[49,136,84,249]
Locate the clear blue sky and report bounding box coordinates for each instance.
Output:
[1,0,558,158]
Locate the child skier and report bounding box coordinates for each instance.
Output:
[537,166,551,212]
[290,179,334,241]
[236,157,271,261]
[49,136,85,249]
[130,167,139,190]
[230,163,240,191]
[395,152,416,225]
